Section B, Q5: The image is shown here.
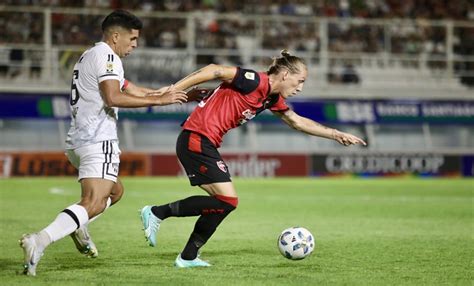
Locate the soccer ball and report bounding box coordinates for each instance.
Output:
[277,227,315,260]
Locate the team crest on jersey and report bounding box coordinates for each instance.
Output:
[244,72,255,80]
[216,161,227,173]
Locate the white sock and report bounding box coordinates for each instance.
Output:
[41,204,89,244]
[34,231,52,253]
[84,197,112,226]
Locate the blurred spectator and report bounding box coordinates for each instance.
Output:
[456,27,474,87]
[279,0,296,15]
[158,29,179,48]
[9,46,24,79]
[341,63,360,84]
[28,49,43,79]
[327,62,361,85]
[0,47,9,78]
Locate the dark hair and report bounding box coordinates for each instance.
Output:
[267,49,306,75]
[101,10,143,32]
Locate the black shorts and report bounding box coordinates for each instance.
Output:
[176,130,231,186]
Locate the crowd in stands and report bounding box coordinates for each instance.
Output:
[2,1,471,51]
[1,0,473,85]
[2,0,472,20]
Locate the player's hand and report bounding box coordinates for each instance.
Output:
[186,87,211,102]
[332,129,367,146]
[150,85,172,96]
[147,85,188,105]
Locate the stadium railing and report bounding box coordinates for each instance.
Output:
[0,6,472,177]
[0,6,473,98]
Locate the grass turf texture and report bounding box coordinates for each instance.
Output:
[0,177,472,285]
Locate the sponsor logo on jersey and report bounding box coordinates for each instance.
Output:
[238,109,256,125]
[244,72,255,80]
[216,160,227,173]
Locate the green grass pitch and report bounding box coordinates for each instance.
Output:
[0,177,472,285]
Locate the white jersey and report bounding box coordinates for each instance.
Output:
[66,42,126,149]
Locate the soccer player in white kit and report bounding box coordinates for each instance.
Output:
[19,10,187,276]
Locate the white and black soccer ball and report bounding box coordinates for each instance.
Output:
[277,227,315,260]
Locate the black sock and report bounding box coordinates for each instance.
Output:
[151,205,172,220]
[180,200,236,260]
[152,196,229,220]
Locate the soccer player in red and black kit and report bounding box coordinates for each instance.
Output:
[140,50,366,268]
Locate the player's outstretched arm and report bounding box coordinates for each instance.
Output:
[100,80,187,107]
[173,64,237,91]
[122,80,189,105]
[145,85,191,105]
[122,80,154,97]
[274,110,367,146]
[331,129,367,146]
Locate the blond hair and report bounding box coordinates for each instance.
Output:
[267,49,306,75]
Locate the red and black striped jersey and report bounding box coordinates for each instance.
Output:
[182,67,289,147]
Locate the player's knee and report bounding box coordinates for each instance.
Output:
[214,195,238,212]
[110,189,123,205]
[110,180,124,205]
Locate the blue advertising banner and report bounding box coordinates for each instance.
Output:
[0,93,197,121]
[288,99,474,124]
[0,93,473,124]
[462,155,474,176]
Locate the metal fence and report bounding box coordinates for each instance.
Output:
[0,6,472,155]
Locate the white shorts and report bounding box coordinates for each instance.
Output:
[66,140,121,182]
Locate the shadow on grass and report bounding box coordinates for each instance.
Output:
[0,258,28,276]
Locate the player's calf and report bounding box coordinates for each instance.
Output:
[180,195,238,260]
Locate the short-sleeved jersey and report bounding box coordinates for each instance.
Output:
[66,42,126,149]
[182,68,290,147]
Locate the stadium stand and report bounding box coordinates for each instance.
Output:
[0,2,472,177]
[0,1,472,96]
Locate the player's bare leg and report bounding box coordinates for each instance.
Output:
[199,182,237,197]
[71,179,123,257]
[109,178,124,205]
[71,178,116,258]
[21,178,112,275]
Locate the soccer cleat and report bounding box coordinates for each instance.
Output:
[70,226,98,258]
[140,205,162,247]
[174,253,211,268]
[19,234,44,276]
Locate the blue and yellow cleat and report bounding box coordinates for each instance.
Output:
[140,205,161,247]
[174,254,211,268]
